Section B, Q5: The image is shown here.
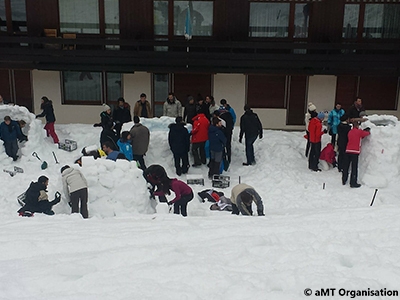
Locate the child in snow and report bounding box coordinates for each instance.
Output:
[155,177,194,217]
[143,164,168,203]
[308,111,327,172]
[327,103,345,148]
[35,96,59,144]
[18,176,61,217]
[304,102,317,157]
[117,131,133,161]
[337,114,351,172]
[319,143,337,170]
[230,183,264,216]
[209,195,233,212]
[61,165,89,218]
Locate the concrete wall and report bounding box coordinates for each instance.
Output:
[307,75,337,113]
[123,72,151,108]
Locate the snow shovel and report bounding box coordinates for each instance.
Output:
[32,152,48,170]
[52,151,60,164]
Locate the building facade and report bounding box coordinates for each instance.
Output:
[0,0,400,129]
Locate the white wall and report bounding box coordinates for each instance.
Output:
[307,75,337,113]
[213,74,246,117]
[32,70,105,124]
[123,72,151,108]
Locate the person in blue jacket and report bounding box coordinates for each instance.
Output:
[208,117,227,179]
[102,141,126,161]
[219,98,236,125]
[117,131,133,161]
[0,116,24,161]
[328,103,345,147]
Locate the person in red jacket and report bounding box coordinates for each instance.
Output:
[319,143,337,169]
[191,113,210,166]
[308,111,326,171]
[342,122,370,188]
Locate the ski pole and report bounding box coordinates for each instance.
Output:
[370,189,378,206]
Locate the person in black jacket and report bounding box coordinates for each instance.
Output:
[183,96,197,124]
[239,105,263,166]
[97,104,119,150]
[218,108,234,163]
[36,96,59,144]
[168,117,190,176]
[113,97,132,137]
[18,176,61,217]
[348,97,367,122]
[337,114,351,172]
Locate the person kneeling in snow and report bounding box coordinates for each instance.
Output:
[230,183,264,216]
[18,176,61,217]
[154,177,194,217]
[61,165,89,219]
[319,143,337,170]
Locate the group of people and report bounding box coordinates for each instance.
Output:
[305,97,370,188]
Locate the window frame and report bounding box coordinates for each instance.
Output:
[0,0,27,35]
[61,71,123,105]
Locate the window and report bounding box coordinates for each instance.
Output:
[105,0,119,34]
[249,2,310,39]
[343,3,400,39]
[0,0,27,34]
[153,0,214,38]
[342,4,359,39]
[153,73,170,117]
[62,71,122,105]
[249,3,289,38]
[59,0,100,34]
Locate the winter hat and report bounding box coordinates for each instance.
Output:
[60,165,70,174]
[133,116,140,124]
[317,112,325,120]
[38,175,49,184]
[140,93,146,98]
[308,102,316,112]
[103,104,111,111]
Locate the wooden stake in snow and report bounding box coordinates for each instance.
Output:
[370,189,378,206]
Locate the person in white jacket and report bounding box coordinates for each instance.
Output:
[61,165,89,218]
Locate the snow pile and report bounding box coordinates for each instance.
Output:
[359,114,400,188]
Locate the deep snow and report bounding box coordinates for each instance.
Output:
[0,105,399,299]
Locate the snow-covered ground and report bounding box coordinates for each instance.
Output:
[1,105,399,299]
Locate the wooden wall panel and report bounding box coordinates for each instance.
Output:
[214,0,248,41]
[287,75,307,126]
[120,0,152,39]
[0,69,12,101]
[26,0,59,37]
[247,75,286,109]
[173,73,212,107]
[359,76,399,110]
[335,75,358,111]
[14,70,33,112]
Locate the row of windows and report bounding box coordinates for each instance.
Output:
[1,1,399,39]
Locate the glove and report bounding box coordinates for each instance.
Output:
[259,134,263,139]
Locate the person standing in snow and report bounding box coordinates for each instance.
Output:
[154,177,194,217]
[18,176,61,217]
[96,104,119,149]
[129,116,150,170]
[327,103,345,147]
[113,97,132,137]
[337,114,351,172]
[163,92,182,118]
[0,116,24,161]
[219,99,236,125]
[191,113,209,167]
[61,165,89,218]
[308,111,327,172]
[36,96,59,144]
[205,95,219,117]
[239,104,263,166]
[168,116,190,176]
[133,93,153,118]
[117,131,133,161]
[305,102,317,157]
[208,117,227,179]
[183,96,197,124]
[230,183,264,216]
[342,122,370,188]
[348,97,367,122]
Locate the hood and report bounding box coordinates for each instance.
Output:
[61,167,75,177]
[244,109,254,115]
[192,113,206,122]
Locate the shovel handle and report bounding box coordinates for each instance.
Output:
[32,152,41,161]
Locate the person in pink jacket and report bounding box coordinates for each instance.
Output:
[342,122,370,188]
[154,177,194,216]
